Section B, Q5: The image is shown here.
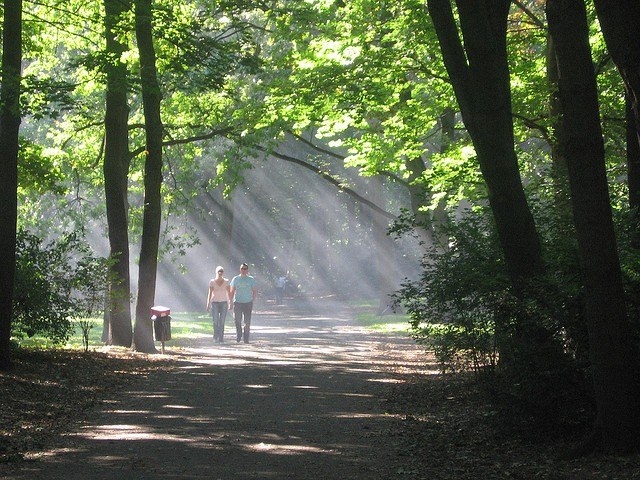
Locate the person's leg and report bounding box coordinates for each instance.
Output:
[234,306,243,342]
[218,302,228,342]
[211,304,218,341]
[242,302,253,343]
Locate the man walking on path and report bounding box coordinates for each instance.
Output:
[275,274,286,305]
[229,262,257,343]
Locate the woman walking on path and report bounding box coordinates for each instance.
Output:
[206,266,231,343]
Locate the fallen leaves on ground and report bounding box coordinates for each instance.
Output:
[383,371,640,479]
[0,348,175,464]
[1,348,639,479]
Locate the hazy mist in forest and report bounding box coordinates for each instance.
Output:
[152,152,422,312]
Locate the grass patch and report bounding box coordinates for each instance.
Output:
[356,311,411,333]
[13,312,217,350]
[166,313,213,345]
[350,298,411,334]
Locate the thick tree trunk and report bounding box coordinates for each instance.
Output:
[133,0,163,353]
[547,0,640,454]
[427,0,544,286]
[626,93,640,247]
[0,1,22,370]
[592,0,640,248]
[547,34,572,216]
[103,0,133,347]
[405,156,433,243]
[432,108,455,248]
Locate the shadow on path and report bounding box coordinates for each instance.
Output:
[3,299,428,480]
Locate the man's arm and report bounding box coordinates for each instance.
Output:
[229,285,235,306]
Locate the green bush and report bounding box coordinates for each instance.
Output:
[12,229,110,345]
[394,206,593,434]
[419,318,497,374]
[397,209,507,374]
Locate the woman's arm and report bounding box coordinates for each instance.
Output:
[206,285,214,311]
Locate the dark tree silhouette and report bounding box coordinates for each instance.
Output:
[103,0,133,346]
[547,0,640,454]
[0,0,23,369]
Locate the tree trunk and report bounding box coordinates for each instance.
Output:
[362,176,397,312]
[547,34,572,215]
[547,0,640,454]
[229,194,240,263]
[626,93,640,247]
[0,0,22,370]
[396,83,430,243]
[592,0,640,249]
[433,107,455,249]
[427,0,544,287]
[406,155,434,244]
[132,0,163,353]
[405,108,453,249]
[103,0,133,347]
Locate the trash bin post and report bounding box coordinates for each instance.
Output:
[151,306,171,354]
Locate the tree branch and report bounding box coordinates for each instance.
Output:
[285,130,409,186]
[254,144,396,220]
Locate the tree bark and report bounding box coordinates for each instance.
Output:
[592,0,640,248]
[547,33,572,214]
[627,88,640,247]
[0,0,22,370]
[427,0,544,287]
[547,0,640,454]
[103,0,133,347]
[406,108,455,250]
[132,0,164,353]
[433,107,455,248]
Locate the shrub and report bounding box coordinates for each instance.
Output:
[396,209,507,374]
[394,206,593,434]
[12,229,110,345]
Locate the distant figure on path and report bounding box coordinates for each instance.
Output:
[275,274,287,305]
[206,266,230,343]
[229,263,258,343]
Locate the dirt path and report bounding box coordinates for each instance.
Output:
[3,299,426,480]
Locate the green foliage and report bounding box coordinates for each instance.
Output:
[396,208,507,373]
[613,209,640,339]
[151,4,261,92]
[21,75,77,120]
[18,139,67,196]
[12,229,111,345]
[395,204,594,433]
[350,299,411,333]
[420,321,497,374]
